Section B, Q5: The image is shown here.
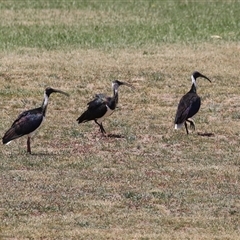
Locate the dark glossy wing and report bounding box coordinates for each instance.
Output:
[2,107,43,144]
[87,94,107,109]
[77,94,108,123]
[175,93,201,124]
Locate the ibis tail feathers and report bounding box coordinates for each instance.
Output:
[175,123,184,129]
[2,128,23,144]
[77,111,91,124]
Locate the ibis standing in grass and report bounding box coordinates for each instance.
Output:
[174,71,211,134]
[77,80,134,135]
[2,87,69,154]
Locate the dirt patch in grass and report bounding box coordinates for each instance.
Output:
[1,43,240,239]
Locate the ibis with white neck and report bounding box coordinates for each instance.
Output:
[77,80,134,134]
[174,71,211,134]
[2,87,69,154]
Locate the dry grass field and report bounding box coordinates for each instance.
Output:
[0,1,240,239]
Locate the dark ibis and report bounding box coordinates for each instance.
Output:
[77,80,134,135]
[174,71,211,134]
[2,87,69,154]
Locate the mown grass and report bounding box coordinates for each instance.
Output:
[0,1,240,239]
[0,1,239,50]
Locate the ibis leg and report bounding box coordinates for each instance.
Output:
[99,124,106,134]
[184,122,189,135]
[95,120,106,134]
[187,119,195,131]
[27,137,31,154]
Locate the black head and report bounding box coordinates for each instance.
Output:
[112,80,134,90]
[192,71,211,83]
[45,87,69,97]
[112,80,124,87]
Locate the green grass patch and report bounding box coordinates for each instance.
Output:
[0,1,240,239]
[0,1,239,50]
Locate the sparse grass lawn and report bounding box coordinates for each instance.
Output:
[0,1,240,239]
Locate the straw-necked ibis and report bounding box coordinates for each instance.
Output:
[174,71,211,134]
[2,87,69,153]
[77,80,134,135]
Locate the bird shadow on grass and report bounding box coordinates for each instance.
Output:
[107,133,125,138]
[89,132,125,140]
[30,152,58,156]
[197,132,215,137]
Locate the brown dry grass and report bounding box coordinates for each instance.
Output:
[0,42,240,239]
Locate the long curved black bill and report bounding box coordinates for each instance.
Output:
[199,73,211,83]
[122,81,135,90]
[52,89,70,97]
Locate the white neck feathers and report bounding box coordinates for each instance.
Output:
[43,93,49,108]
[191,75,197,88]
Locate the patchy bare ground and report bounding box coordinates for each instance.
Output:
[0,43,240,239]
